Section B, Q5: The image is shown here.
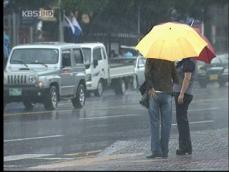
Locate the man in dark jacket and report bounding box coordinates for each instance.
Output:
[145,58,179,159]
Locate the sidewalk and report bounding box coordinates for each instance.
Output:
[29,128,228,171]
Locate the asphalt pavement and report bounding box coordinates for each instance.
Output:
[3,82,229,171]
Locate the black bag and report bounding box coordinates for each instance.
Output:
[139,81,149,108]
[139,81,147,95]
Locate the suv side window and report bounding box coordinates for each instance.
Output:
[93,48,102,61]
[73,48,84,65]
[62,50,71,68]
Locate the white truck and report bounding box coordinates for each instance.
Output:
[80,42,138,96]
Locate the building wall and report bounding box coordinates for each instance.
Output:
[206,3,228,54]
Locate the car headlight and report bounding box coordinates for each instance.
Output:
[223,68,228,74]
[86,74,92,81]
[198,69,207,75]
[37,81,44,87]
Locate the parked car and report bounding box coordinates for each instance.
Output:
[4,42,86,110]
[197,53,228,88]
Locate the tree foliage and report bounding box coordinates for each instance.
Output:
[5,0,228,34]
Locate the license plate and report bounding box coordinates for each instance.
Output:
[9,88,22,96]
[209,74,218,81]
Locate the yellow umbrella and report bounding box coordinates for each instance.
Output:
[135,22,208,61]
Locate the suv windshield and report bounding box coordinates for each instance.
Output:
[10,48,59,64]
[82,48,91,68]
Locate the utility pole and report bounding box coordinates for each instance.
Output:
[12,11,17,46]
[137,5,141,35]
[58,0,64,42]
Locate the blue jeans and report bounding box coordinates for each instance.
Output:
[148,93,172,155]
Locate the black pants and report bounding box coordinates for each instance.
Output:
[174,94,193,152]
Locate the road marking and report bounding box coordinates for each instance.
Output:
[34,157,75,160]
[193,98,228,102]
[65,150,102,157]
[4,134,63,143]
[4,104,226,117]
[4,120,214,144]
[172,120,214,126]
[4,154,53,162]
[81,114,140,120]
[188,107,219,112]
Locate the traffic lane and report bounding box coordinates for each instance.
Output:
[4,85,228,117]
[4,81,227,114]
[4,94,227,156]
[4,84,228,139]
[3,106,227,170]
[4,86,228,168]
[4,84,228,126]
[3,107,225,155]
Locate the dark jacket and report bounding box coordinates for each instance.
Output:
[145,58,179,94]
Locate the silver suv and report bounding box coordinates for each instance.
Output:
[4,42,86,110]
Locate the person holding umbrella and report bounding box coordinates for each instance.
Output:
[135,22,208,159]
[144,58,179,158]
[173,57,196,155]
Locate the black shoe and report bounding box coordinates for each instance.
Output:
[146,153,161,159]
[176,149,192,155]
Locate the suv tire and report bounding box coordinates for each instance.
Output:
[44,86,58,110]
[72,84,85,108]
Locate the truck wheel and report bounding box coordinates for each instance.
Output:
[114,79,126,95]
[199,81,207,88]
[219,81,225,87]
[23,100,34,110]
[71,84,85,108]
[132,75,138,90]
[44,86,58,110]
[94,81,103,97]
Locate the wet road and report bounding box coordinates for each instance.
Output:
[4,82,228,169]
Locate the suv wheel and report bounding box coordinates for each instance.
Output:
[94,81,103,97]
[23,100,34,110]
[44,86,58,110]
[114,79,126,95]
[219,80,225,87]
[71,84,85,108]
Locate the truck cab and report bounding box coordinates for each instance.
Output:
[81,43,109,96]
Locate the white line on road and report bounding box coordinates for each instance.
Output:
[4,134,64,143]
[172,120,214,126]
[188,107,219,112]
[4,154,53,162]
[4,120,214,144]
[4,105,225,117]
[57,97,228,107]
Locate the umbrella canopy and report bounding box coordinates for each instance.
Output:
[193,27,216,64]
[135,22,208,61]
